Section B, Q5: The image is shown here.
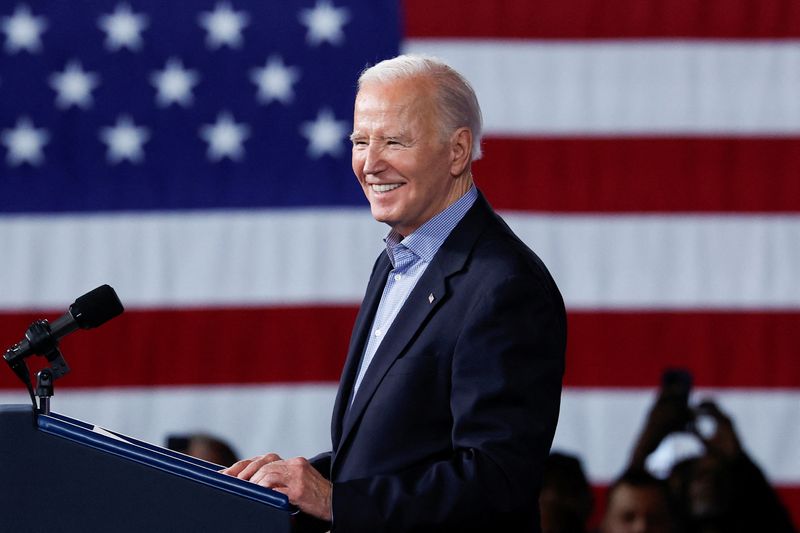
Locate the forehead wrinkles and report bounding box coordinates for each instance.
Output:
[355,97,415,130]
[355,80,438,135]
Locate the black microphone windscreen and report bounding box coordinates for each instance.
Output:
[70,285,124,329]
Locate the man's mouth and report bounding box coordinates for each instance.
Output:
[371,183,403,193]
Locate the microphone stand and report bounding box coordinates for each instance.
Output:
[4,320,72,414]
[3,285,121,415]
[36,368,54,416]
[35,347,70,415]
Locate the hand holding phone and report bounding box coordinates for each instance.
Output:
[659,368,694,431]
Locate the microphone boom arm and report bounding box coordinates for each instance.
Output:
[3,284,123,412]
[3,319,73,412]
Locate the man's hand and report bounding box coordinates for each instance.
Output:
[222,454,332,522]
[222,452,283,478]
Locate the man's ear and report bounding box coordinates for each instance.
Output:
[449,127,472,177]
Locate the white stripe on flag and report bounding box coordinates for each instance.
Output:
[2,211,799,310]
[504,213,800,310]
[1,387,797,484]
[402,39,800,135]
[0,384,337,462]
[0,210,384,309]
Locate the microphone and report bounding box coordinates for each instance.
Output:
[4,284,124,365]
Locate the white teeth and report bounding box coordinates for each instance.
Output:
[371,183,402,193]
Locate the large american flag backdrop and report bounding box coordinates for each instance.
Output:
[1,0,799,525]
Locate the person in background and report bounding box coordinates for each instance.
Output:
[540,451,594,533]
[223,54,566,532]
[600,469,673,533]
[167,433,238,467]
[628,376,796,533]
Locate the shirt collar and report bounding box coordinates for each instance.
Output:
[384,185,478,265]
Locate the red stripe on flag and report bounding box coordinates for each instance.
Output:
[779,487,800,530]
[0,307,356,389]
[1,308,798,389]
[475,137,800,213]
[566,311,800,388]
[402,0,800,39]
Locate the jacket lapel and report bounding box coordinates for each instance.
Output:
[337,265,448,448]
[331,253,392,448]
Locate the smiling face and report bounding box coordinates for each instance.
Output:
[351,76,473,237]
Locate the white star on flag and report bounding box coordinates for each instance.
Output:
[250,56,301,105]
[300,108,348,158]
[1,4,47,54]
[49,60,100,109]
[100,116,150,164]
[299,0,349,46]
[199,112,250,162]
[98,3,148,52]
[1,117,49,166]
[198,2,249,50]
[150,57,200,107]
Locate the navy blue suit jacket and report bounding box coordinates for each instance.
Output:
[308,192,566,532]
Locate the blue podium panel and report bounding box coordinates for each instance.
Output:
[0,405,295,532]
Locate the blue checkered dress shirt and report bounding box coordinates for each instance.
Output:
[351,186,478,400]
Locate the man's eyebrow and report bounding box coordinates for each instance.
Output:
[349,131,410,142]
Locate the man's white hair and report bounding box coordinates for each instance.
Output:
[358,54,483,161]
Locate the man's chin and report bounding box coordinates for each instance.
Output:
[368,206,397,227]
[370,211,392,225]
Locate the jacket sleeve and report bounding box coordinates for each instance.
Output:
[308,451,332,478]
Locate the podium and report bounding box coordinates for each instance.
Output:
[0,405,297,532]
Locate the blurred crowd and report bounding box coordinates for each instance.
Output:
[168,370,797,532]
[540,370,797,533]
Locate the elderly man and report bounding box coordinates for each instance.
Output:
[224,54,566,532]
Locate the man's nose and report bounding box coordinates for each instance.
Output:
[362,144,384,175]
